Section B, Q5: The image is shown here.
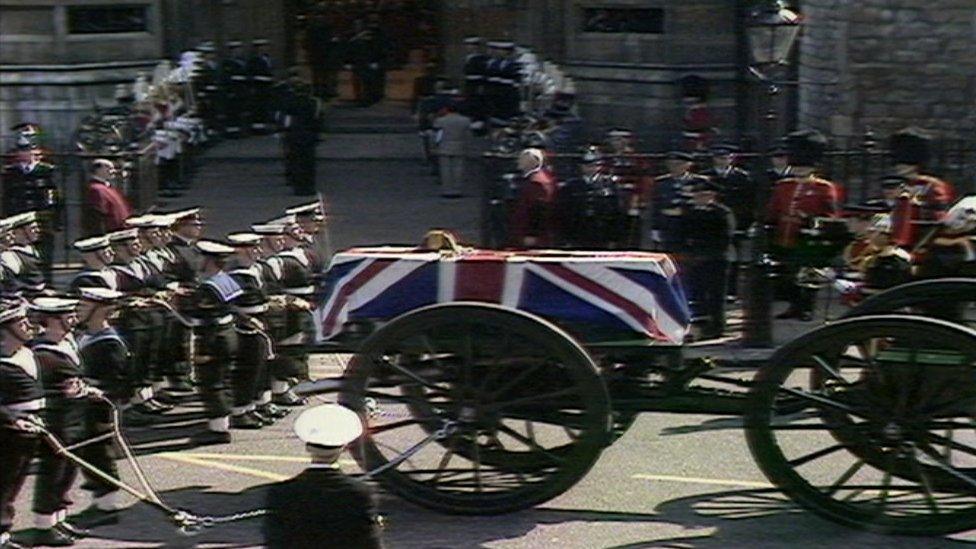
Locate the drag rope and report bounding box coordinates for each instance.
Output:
[30,397,457,534]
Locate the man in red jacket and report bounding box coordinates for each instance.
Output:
[509,148,558,248]
[765,130,843,320]
[887,128,956,249]
[84,159,132,236]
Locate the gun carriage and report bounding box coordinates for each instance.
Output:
[297,233,976,537]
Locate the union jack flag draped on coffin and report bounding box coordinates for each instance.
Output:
[314,247,691,344]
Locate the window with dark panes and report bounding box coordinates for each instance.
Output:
[67,5,149,34]
[582,8,665,34]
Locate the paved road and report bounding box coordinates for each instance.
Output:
[11,104,973,548]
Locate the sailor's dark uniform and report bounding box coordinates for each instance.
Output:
[31,336,85,518]
[1,245,48,297]
[187,271,242,419]
[229,265,271,413]
[1,347,44,541]
[78,328,130,497]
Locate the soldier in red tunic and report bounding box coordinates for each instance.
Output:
[509,148,558,248]
[765,130,843,320]
[887,128,956,249]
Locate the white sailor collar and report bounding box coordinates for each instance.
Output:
[279,247,311,268]
[1,346,39,379]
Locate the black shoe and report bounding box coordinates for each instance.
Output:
[272,390,306,407]
[250,410,274,426]
[27,528,74,546]
[1,537,25,548]
[123,408,156,427]
[166,378,194,393]
[230,414,263,429]
[258,403,289,419]
[55,522,89,539]
[152,392,180,405]
[775,308,800,320]
[69,507,121,529]
[132,402,163,415]
[190,430,232,446]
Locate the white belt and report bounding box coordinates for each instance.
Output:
[188,314,234,327]
[465,75,483,80]
[282,286,314,296]
[253,76,273,82]
[235,304,269,314]
[6,398,45,412]
[231,76,248,81]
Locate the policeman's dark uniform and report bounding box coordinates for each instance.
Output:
[77,295,130,509]
[246,40,275,133]
[187,242,241,443]
[461,37,488,111]
[2,154,60,284]
[282,88,321,197]
[702,145,755,297]
[677,182,735,339]
[648,153,708,252]
[496,44,522,120]
[1,310,43,547]
[264,405,382,549]
[30,327,85,535]
[221,42,249,137]
[560,148,624,249]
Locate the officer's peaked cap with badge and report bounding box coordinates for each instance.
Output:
[196,240,236,257]
[294,404,364,449]
[169,208,203,225]
[581,145,603,164]
[889,127,932,166]
[227,232,262,247]
[251,223,288,235]
[710,143,739,156]
[0,302,28,325]
[285,202,325,220]
[8,211,39,229]
[667,150,694,162]
[78,287,125,303]
[880,174,907,189]
[786,129,828,167]
[29,296,79,316]
[73,235,111,253]
[107,228,139,243]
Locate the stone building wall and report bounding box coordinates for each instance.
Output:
[799,0,976,141]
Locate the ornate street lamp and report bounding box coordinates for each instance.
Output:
[747,0,801,67]
[740,0,802,348]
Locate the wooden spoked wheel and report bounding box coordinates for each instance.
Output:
[340,303,611,514]
[747,315,976,535]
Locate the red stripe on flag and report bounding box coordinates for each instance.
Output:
[322,259,392,334]
[455,258,505,303]
[540,263,667,340]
